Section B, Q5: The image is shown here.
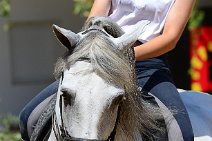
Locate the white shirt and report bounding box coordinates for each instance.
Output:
[109,0,175,42]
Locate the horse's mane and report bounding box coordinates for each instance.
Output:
[54,30,164,140]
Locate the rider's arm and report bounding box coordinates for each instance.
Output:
[134,0,196,60]
[87,0,112,19]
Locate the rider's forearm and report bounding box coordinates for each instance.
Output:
[134,0,195,60]
[87,0,112,20]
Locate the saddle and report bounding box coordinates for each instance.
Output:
[30,95,56,141]
[141,89,184,141]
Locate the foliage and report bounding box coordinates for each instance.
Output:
[188,0,205,30]
[0,0,10,17]
[72,0,93,17]
[0,114,22,141]
[0,131,21,141]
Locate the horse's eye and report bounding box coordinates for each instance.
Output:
[61,90,75,106]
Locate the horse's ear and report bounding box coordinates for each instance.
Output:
[113,20,150,50]
[52,24,79,50]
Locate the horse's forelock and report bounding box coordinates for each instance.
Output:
[54,32,133,89]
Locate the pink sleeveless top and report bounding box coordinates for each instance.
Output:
[109,0,175,42]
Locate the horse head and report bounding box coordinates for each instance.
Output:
[51,17,150,141]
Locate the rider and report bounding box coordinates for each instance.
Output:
[19,0,196,140]
[87,1,195,141]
